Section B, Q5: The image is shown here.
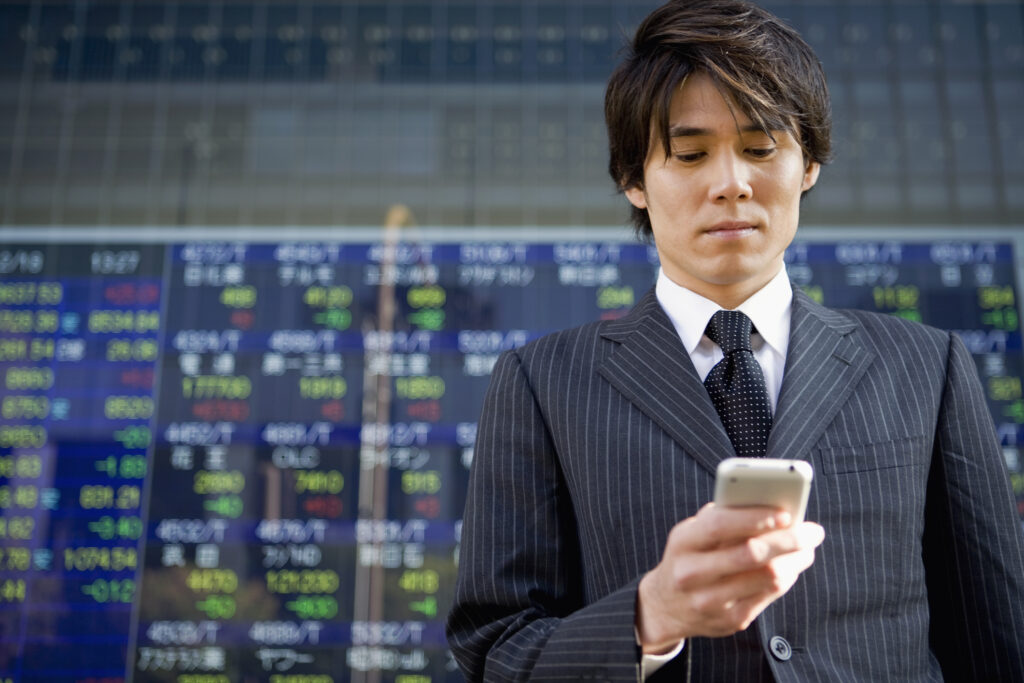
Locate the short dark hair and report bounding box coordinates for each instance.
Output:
[605,0,833,240]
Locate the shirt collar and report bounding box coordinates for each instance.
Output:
[735,266,792,359]
[655,265,793,357]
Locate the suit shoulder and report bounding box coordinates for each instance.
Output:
[831,307,952,359]
[837,307,945,338]
[516,321,602,358]
[513,319,607,364]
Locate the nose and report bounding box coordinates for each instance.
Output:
[707,152,753,203]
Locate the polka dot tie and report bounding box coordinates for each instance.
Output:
[703,310,773,458]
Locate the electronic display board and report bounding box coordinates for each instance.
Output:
[0,235,1021,683]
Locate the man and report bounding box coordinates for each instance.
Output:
[446,1,1024,680]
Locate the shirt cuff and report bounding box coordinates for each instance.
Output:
[641,640,686,679]
[634,627,686,680]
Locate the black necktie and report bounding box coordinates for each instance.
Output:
[703,310,773,458]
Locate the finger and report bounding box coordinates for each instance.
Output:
[716,587,786,634]
[727,550,817,611]
[693,566,788,611]
[692,546,820,618]
[767,547,818,577]
[666,524,823,591]
[673,503,793,552]
[639,534,822,642]
[725,523,824,571]
[681,564,801,636]
[743,522,824,557]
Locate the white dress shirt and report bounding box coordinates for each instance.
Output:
[639,265,793,678]
[655,264,792,409]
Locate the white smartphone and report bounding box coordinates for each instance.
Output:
[713,457,813,523]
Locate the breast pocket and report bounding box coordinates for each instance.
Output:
[816,435,932,475]
[807,436,933,611]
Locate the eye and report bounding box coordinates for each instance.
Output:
[746,147,776,158]
[674,151,705,163]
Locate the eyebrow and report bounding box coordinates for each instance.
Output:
[668,124,770,138]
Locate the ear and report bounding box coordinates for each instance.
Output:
[801,161,820,192]
[624,184,648,210]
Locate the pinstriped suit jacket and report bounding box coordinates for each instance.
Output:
[446,286,1024,682]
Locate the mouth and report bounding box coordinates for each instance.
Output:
[705,221,758,237]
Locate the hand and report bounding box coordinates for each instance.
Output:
[635,502,825,654]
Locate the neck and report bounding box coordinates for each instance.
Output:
[679,277,775,310]
[661,261,785,310]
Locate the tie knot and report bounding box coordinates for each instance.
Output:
[706,310,754,354]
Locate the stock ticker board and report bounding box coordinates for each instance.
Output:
[0,237,1021,683]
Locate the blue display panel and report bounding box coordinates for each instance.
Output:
[0,246,164,681]
[0,239,1021,683]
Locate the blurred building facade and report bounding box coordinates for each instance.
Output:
[0,0,1022,230]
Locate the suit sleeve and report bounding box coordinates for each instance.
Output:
[923,331,1024,680]
[445,349,643,682]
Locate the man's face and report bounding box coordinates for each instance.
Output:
[625,72,820,308]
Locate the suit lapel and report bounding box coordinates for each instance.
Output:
[597,286,877,473]
[597,289,735,476]
[767,288,875,458]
